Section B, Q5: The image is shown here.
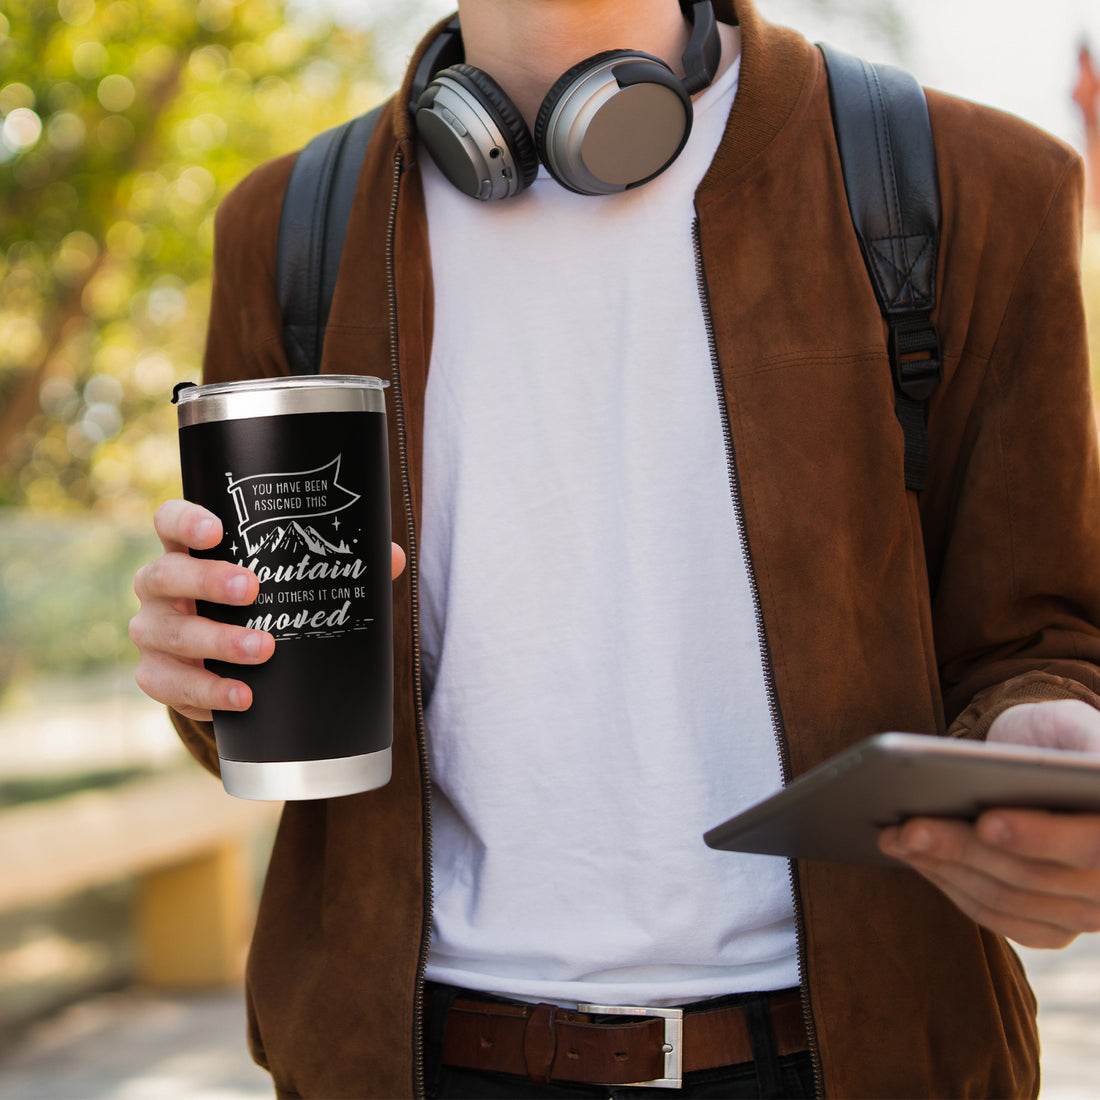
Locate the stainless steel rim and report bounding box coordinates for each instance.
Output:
[219,746,392,801]
[177,375,388,426]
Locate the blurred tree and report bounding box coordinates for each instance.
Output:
[0,0,383,517]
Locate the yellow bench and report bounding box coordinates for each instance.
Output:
[0,769,280,987]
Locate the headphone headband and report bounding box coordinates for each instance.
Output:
[410,4,721,115]
[411,1,724,199]
[681,1,722,94]
[409,16,463,116]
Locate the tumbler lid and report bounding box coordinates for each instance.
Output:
[174,375,387,402]
[176,375,388,426]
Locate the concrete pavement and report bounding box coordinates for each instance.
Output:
[0,988,270,1100]
[1016,937,1100,1100]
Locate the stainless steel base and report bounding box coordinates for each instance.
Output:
[219,746,392,801]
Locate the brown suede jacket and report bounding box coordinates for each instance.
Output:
[171,1,1100,1095]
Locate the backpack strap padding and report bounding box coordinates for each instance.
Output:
[819,44,943,492]
[276,105,383,375]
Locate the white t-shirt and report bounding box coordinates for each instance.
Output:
[418,25,800,1007]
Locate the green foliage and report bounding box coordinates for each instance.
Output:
[0,0,382,517]
[0,510,160,684]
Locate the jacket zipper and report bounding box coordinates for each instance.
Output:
[389,197,826,1093]
[383,145,434,1100]
[691,218,825,1099]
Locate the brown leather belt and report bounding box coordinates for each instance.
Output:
[439,990,809,1088]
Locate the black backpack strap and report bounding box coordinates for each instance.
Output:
[275,104,383,374]
[819,44,942,492]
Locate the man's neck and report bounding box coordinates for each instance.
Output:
[455,0,693,130]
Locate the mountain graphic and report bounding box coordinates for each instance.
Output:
[249,520,351,559]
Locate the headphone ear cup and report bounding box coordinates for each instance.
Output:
[416,63,539,200]
[534,50,693,196]
[534,49,634,145]
[447,64,540,180]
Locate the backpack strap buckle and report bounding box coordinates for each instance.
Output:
[889,314,942,402]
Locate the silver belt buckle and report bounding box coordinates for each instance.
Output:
[576,1002,684,1089]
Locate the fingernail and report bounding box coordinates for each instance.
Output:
[890,826,933,857]
[984,817,1011,846]
[241,632,263,658]
[228,685,248,709]
[227,575,251,601]
[198,518,221,544]
[906,826,934,854]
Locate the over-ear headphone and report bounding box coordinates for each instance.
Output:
[410,1,723,200]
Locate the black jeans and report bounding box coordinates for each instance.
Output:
[423,985,816,1100]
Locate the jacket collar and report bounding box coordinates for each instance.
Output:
[704,0,817,189]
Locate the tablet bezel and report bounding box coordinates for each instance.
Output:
[703,732,1100,865]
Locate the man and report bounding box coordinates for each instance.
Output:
[129,0,1100,1095]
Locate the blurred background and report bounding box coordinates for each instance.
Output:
[0,0,1098,1097]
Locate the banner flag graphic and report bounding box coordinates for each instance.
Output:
[226,456,360,554]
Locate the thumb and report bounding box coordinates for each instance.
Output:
[988,699,1100,753]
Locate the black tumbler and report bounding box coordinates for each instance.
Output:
[175,376,392,800]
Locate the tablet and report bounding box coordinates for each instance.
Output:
[703,732,1100,865]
